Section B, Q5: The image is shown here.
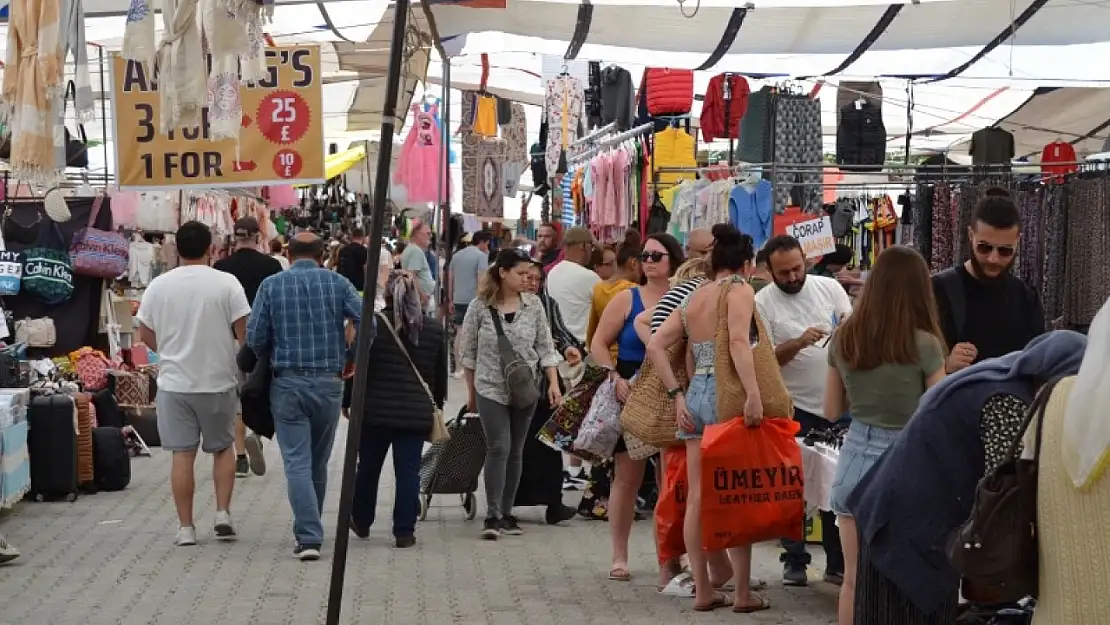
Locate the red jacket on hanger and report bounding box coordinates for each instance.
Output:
[1041,141,1077,182]
[700,73,751,142]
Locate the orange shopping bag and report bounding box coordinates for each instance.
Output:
[700,417,805,551]
[655,447,688,564]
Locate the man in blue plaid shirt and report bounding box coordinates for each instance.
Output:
[247,232,362,561]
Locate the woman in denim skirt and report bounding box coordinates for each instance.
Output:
[822,246,947,625]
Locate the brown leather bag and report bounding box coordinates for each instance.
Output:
[946,375,1064,602]
[713,278,793,421]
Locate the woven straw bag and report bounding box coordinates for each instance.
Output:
[713,279,793,420]
[620,341,688,449]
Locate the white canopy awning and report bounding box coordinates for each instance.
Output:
[427,0,1110,57]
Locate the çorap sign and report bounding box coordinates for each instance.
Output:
[787,216,837,257]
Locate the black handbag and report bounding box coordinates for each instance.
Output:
[62,80,88,169]
[946,375,1065,602]
[1,204,43,245]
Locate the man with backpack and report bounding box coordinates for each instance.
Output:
[932,189,1045,372]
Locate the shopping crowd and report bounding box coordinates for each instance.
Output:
[10,188,1105,625]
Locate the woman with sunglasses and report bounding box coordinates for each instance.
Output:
[589,233,685,582]
[460,248,563,539]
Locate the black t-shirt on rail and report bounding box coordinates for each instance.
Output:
[336,243,369,290]
[932,264,1046,363]
[213,249,284,306]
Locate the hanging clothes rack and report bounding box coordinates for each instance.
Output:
[568,122,654,166]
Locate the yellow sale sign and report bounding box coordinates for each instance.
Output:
[110,45,325,190]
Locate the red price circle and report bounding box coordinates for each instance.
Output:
[257,90,310,145]
[272,149,303,179]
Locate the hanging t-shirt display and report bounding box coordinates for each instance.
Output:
[393,103,452,204]
[970,127,1015,165]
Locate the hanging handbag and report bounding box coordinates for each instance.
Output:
[1,205,42,246]
[70,194,129,278]
[713,278,793,420]
[378,312,448,443]
[946,375,1065,603]
[14,317,56,348]
[0,249,23,295]
[488,306,541,409]
[22,222,74,305]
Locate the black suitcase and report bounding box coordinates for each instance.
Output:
[122,405,160,447]
[28,395,79,502]
[92,427,131,491]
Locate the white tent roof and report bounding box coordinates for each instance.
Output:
[427,0,1110,56]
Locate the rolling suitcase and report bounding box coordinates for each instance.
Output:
[418,407,487,520]
[92,427,131,491]
[27,395,79,502]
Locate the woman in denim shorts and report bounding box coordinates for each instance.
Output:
[822,246,947,625]
[648,224,769,614]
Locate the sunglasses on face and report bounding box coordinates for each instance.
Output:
[974,241,1016,258]
[640,251,668,263]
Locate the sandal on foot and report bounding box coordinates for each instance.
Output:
[609,565,631,581]
[694,592,732,612]
[733,594,771,614]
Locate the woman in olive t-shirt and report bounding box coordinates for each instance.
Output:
[821,246,947,625]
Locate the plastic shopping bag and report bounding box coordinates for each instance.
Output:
[700,417,805,551]
[573,378,623,460]
[656,447,688,564]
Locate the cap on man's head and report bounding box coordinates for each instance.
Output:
[562,226,597,247]
[234,217,260,239]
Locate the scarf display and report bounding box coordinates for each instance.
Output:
[1062,297,1110,489]
[3,0,65,185]
[157,0,205,134]
[387,271,424,345]
[59,0,94,124]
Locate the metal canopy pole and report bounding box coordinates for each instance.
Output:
[325,0,411,622]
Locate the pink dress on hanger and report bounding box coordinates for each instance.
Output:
[393,103,451,204]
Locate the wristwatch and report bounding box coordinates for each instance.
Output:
[666,387,684,399]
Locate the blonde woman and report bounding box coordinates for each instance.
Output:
[460,249,562,539]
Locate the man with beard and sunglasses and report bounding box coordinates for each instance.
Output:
[932,189,1045,373]
[756,234,853,587]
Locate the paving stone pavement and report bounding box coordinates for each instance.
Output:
[0,379,838,625]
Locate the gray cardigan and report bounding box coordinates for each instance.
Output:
[848,331,1087,613]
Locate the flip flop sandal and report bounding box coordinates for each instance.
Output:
[694,592,732,612]
[733,594,771,614]
[609,566,631,581]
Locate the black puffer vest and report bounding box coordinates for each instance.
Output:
[361,311,447,433]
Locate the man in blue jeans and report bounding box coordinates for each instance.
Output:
[248,232,362,561]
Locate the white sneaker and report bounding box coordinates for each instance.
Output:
[452,369,464,379]
[175,526,197,547]
[214,510,237,540]
[0,534,20,563]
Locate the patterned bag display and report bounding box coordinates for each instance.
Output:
[538,363,608,452]
[0,250,23,295]
[70,194,129,278]
[22,223,74,305]
[110,370,149,406]
[573,379,623,461]
[70,347,114,391]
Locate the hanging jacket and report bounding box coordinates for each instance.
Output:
[836,102,886,171]
[737,86,773,164]
[392,103,451,203]
[652,127,697,186]
[600,65,634,131]
[644,68,694,116]
[700,73,750,142]
[361,310,447,433]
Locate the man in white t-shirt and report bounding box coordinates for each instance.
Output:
[755,234,852,588]
[545,226,600,345]
[137,221,252,548]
